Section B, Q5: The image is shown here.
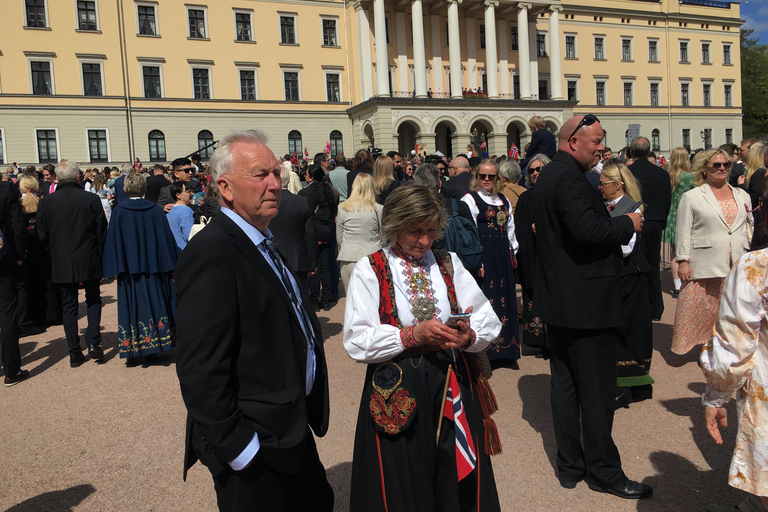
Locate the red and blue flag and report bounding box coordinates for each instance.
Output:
[443,368,477,481]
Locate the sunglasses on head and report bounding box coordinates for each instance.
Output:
[709,162,732,170]
[478,173,497,181]
[568,114,600,141]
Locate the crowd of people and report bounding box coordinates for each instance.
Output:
[3,117,768,512]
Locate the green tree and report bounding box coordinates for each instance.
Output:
[741,29,768,139]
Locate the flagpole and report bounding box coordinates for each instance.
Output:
[436,365,453,446]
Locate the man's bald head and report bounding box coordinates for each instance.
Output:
[558,115,605,171]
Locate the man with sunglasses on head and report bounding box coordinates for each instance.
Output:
[533,114,651,500]
[628,136,672,321]
[156,158,203,213]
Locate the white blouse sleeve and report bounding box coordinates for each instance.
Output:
[343,257,405,363]
[461,193,479,226]
[451,253,502,352]
[505,198,519,254]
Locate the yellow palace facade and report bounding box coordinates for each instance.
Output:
[0,0,742,165]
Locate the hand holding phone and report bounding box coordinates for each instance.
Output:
[445,313,471,329]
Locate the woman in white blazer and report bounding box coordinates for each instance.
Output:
[671,148,753,354]
[337,173,383,291]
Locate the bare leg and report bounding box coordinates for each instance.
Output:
[669,244,679,283]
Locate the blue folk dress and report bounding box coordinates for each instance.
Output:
[102,198,179,358]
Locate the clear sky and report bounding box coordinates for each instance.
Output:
[740,0,768,44]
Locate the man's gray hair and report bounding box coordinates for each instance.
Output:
[280,162,292,188]
[499,160,522,184]
[121,163,134,175]
[209,129,268,182]
[412,163,441,190]
[56,161,80,182]
[630,137,651,159]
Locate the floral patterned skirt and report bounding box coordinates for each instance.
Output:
[480,235,520,362]
[671,277,724,355]
[117,272,176,358]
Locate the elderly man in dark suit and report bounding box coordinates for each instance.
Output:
[628,136,672,320]
[175,130,333,512]
[37,161,107,368]
[441,155,473,200]
[533,114,650,499]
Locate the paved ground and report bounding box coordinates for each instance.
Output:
[0,271,752,511]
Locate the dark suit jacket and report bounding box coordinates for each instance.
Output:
[346,169,373,193]
[37,181,107,283]
[532,151,634,329]
[114,175,129,205]
[175,212,329,478]
[269,189,317,272]
[520,129,557,168]
[441,171,474,201]
[0,181,28,267]
[39,180,57,197]
[610,195,651,276]
[145,174,171,204]
[629,159,671,223]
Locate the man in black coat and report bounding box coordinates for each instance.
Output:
[628,137,672,320]
[270,166,318,296]
[441,156,473,201]
[175,130,333,512]
[144,164,171,204]
[37,162,107,368]
[533,115,650,499]
[520,116,557,169]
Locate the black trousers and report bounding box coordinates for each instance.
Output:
[212,434,334,512]
[59,279,102,356]
[549,325,625,486]
[0,265,21,378]
[641,220,664,320]
[309,244,333,308]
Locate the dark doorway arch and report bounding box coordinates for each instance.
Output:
[435,120,456,157]
[397,121,419,157]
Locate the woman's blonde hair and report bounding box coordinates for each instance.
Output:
[381,184,447,246]
[601,163,644,211]
[124,173,147,197]
[745,141,767,187]
[470,159,504,194]
[667,147,692,193]
[373,155,395,194]
[694,148,731,186]
[340,173,377,213]
[19,175,40,215]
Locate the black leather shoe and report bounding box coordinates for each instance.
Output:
[615,387,632,410]
[88,345,104,362]
[587,478,652,499]
[559,475,584,489]
[631,384,653,403]
[70,352,86,368]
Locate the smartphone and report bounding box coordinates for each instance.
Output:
[445,313,471,329]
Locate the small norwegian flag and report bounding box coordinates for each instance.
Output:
[479,140,487,150]
[304,147,309,160]
[444,367,477,481]
[509,144,520,160]
[290,151,298,166]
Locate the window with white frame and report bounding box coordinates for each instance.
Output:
[322,17,338,46]
[703,82,712,107]
[723,43,732,65]
[148,129,165,160]
[680,81,690,106]
[238,67,258,100]
[479,22,486,50]
[192,67,210,99]
[81,61,103,96]
[234,10,253,42]
[325,72,341,102]
[595,80,606,106]
[650,81,660,107]
[725,128,733,144]
[724,83,733,107]
[136,3,157,36]
[30,59,53,95]
[566,78,578,101]
[652,129,660,151]
[330,130,343,156]
[648,38,659,62]
[510,25,518,51]
[621,37,633,61]
[680,40,689,63]
[537,33,547,57]
[623,81,634,106]
[36,129,58,163]
[87,129,109,162]
[198,130,214,159]
[187,6,207,39]
[280,14,297,44]
[682,128,691,150]
[283,69,300,101]
[141,64,162,98]
[702,42,711,64]
[288,130,302,154]
[594,36,605,60]
[77,1,98,31]
[25,0,47,28]
[565,34,577,59]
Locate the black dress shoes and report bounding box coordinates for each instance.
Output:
[558,474,584,489]
[586,477,653,499]
[631,384,653,403]
[70,352,86,368]
[88,345,104,362]
[615,387,632,410]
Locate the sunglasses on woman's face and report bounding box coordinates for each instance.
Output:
[478,173,497,181]
[528,166,542,173]
[709,162,732,170]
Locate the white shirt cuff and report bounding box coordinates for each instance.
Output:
[228,433,260,471]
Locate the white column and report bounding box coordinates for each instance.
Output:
[411,0,427,97]
[548,6,563,100]
[430,14,443,93]
[497,18,509,95]
[447,0,463,99]
[484,0,499,99]
[516,4,531,99]
[373,0,390,97]
[528,19,539,99]
[396,11,409,94]
[355,1,373,101]
[466,17,477,90]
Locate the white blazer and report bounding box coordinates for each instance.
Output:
[336,204,384,262]
[675,183,752,280]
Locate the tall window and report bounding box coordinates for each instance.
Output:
[682,128,691,151]
[621,38,632,61]
[680,41,689,63]
[648,40,658,62]
[137,4,157,35]
[31,61,52,95]
[148,130,166,160]
[479,23,486,50]
[280,16,296,44]
[724,84,732,107]
[703,83,711,107]
[326,73,340,102]
[77,1,97,30]
[703,128,712,150]
[651,129,660,151]
[82,63,103,96]
[25,0,46,28]
[536,34,547,57]
[594,36,605,60]
[702,42,711,64]
[623,82,633,106]
[198,130,214,159]
[330,130,343,156]
[87,130,108,162]
[723,44,732,65]
[513,75,520,99]
[284,72,299,101]
[650,82,659,107]
[323,19,337,46]
[37,130,57,163]
[240,70,256,100]
[681,83,689,106]
[188,9,206,38]
[538,79,549,100]
[142,66,161,98]
[595,81,605,106]
[510,25,518,51]
[193,68,210,99]
[565,36,576,59]
[235,12,252,41]
[567,80,577,101]
[288,130,302,155]
[726,128,733,144]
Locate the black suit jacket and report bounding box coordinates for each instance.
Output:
[0,181,28,267]
[520,129,557,168]
[269,189,317,272]
[346,169,373,193]
[629,159,671,222]
[532,151,634,329]
[145,174,171,204]
[441,171,474,201]
[175,212,329,478]
[37,182,106,283]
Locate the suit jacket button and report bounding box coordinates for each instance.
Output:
[299,344,307,353]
